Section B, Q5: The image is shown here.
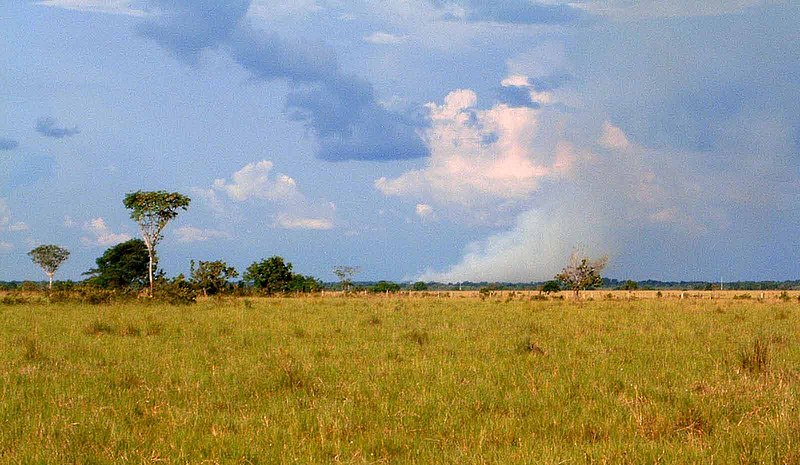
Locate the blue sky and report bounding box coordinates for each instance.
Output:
[1,0,798,283]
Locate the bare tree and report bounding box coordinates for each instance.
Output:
[555,249,608,298]
[28,244,70,289]
[332,265,360,294]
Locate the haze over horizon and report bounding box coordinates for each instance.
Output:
[1,0,798,283]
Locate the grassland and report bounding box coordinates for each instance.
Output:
[2,295,799,464]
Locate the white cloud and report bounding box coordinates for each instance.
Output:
[197,160,336,231]
[415,203,434,218]
[213,160,300,202]
[364,32,407,44]
[7,222,29,232]
[174,226,232,243]
[376,88,573,216]
[274,215,334,230]
[81,218,131,247]
[0,199,9,229]
[599,121,631,151]
[37,0,149,16]
[63,216,76,228]
[0,242,13,253]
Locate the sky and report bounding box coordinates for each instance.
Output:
[1,0,799,283]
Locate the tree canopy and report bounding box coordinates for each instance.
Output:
[555,250,608,298]
[190,260,238,296]
[244,256,294,295]
[84,239,150,289]
[28,244,70,289]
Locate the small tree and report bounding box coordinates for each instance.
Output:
[620,279,638,291]
[555,250,608,298]
[288,274,323,293]
[412,281,428,291]
[84,239,151,290]
[541,280,561,294]
[244,256,293,295]
[190,260,238,296]
[332,265,360,293]
[28,244,70,289]
[123,190,190,297]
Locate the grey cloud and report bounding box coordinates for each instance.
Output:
[139,0,427,161]
[0,138,18,150]
[35,117,80,138]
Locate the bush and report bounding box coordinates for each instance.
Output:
[156,275,196,305]
[739,337,769,374]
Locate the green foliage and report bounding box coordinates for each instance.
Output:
[155,274,196,305]
[412,281,428,291]
[28,244,70,288]
[245,256,294,295]
[84,239,150,289]
[122,191,191,235]
[620,280,639,291]
[371,281,401,293]
[288,274,322,293]
[541,280,561,294]
[556,250,608,297]
[189,260,238,296]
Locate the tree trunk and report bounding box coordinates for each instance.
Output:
[148,248,154,298]
[48,273,54,290]
[574,288,580,299]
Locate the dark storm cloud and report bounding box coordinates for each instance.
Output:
[139,0,427,161]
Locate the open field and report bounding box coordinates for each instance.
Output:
[2,296,800,464]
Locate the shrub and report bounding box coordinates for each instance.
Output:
[156,275,196,305]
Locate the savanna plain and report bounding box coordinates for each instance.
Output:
[2,294,800,464]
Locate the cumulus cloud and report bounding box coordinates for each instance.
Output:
[81,218,131,247]
[37,0,150,16]
[430,0,588,25]
[0,138,18,151]
[35,117,80,138]
[364,31,407,44]
[213,160,299,202]
[174,226,232,243]
[139,0,427,161]
[598,121,631,150]
[200,160,336,230]
[376,88,573,217]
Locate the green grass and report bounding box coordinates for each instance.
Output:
[2,296,799,464]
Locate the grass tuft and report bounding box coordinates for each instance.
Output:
[739,337,770,374]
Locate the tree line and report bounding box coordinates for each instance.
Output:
[23,190,613,300]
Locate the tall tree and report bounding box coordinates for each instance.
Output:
[123,190,190,297]
[28,244,70,289]
[84,239,151,289]
[555,249,608,298]
[244,256,293,295]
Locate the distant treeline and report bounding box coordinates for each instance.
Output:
[4,278,799,292]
